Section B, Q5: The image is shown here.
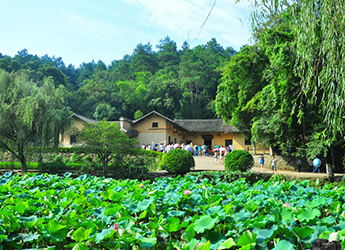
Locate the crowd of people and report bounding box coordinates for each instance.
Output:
[141,142,232,161]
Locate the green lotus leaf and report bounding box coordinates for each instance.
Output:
[165,192,181,205]
[233,209,251,223]
[72,227,93,242]
[196,241,211,250]
[255,225,278,242]
[272,240,294,250]
[71,242,88,250]
[292,226,314,239]
[148,222,159,230]
[297,208,321,222]
[95,228,114,243]
[305,196,328,208]
[44,219,69,243]
[204,231,226,249]
[13,202,29,214]
[281,207,294,222]
[237,230,257,247]
[165,217,181,233]
[137,198,154,212]
[182,223,195,242]
[167,210,185,217]
[322,216,335,226]
[238,244,253,250]
[194,215,218,234]
[319,231,331,240]
[19,232,39,242]
[140,237,157,248]
[205,205,226,217]
[20,215,38,228]
[218,238,236,249]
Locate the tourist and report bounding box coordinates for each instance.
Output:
[159,143,165,153]
[219,146,226,163]
[260,155,264,168]
[271,156,277,174]
[296,159,302,172]
[194,144,198,156]
[312,158,321,173]
[198,145,202,156]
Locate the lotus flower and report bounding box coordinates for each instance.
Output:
[283,203,291,207]
[139,184,143,188]
[184,190,191,195]
[113,223,119,231]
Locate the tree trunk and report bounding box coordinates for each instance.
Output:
[18,143,27,173]
[269,146,273,155]
[101,159,108,176]
[326,149,335,178]
[252,142,256,154]
[326,163,334,178]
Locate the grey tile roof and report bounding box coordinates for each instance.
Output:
[174,119,238,133]
[133,110,175,124]
[72,114,98,124]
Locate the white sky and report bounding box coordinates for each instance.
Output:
[0,0,253,67]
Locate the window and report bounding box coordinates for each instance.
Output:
[168,136,171,144]
[245,139,251,145]
[70,135,77,144]
[152,122,158,128]
[225,139,233,146]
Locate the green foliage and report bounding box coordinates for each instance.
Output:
[2,172,345,249]
[93,103,120,121]
[224,150,254,172]
[160,149,195,175]
[187,171,268,184]
[79,120,138,175]
[134,110,144,120]
[111,164,148,180]
[215,45,269,139]
[38,157,68,173]
[0,69,70,172]
[68,153,83,164]
[243,0,345,169]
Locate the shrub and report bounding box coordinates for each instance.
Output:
[224,150,254,172]
[160,149,195,175]
[38,158,68,173]
[111,164,148,180]
[187,171,268,185]
[68,153,83,163]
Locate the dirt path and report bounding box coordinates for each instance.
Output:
[192,156,344,179]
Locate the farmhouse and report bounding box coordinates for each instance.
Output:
[60,111,267,153]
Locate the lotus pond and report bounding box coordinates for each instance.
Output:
[1,172,345,249]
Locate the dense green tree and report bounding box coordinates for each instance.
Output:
[215,45,269,140]
[246,0,345,170]
[156,36,180,70]
[0,70,70,172]
[109,55,133,82]
[130,43,158,75]
[116,72,150,118]
[79,120,138,175]
[94,103,120,121]
[146,70,182,119]
[0,37,237,122]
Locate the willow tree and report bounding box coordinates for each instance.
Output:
[0,69,70,172]
[249,0,345,138]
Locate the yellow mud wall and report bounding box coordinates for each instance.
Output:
[59,118,85,147]
[132,114,183,145]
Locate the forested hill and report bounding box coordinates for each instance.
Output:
[0,37,236,120]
